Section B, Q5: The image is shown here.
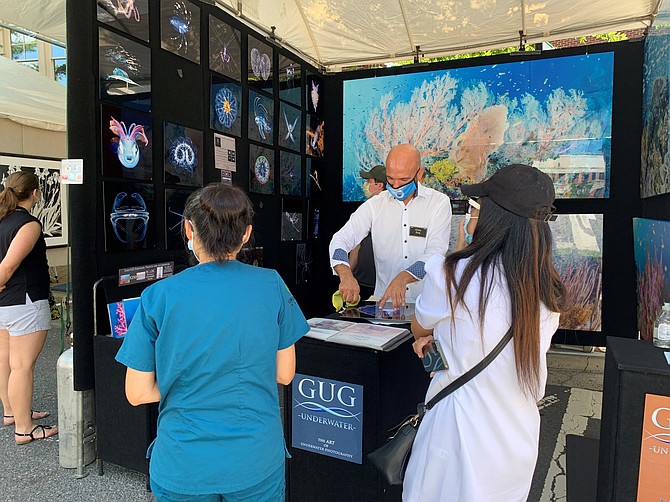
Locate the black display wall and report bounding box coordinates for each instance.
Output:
[323,40,645,349]
[67,0,335,390]
[68,1,645,389]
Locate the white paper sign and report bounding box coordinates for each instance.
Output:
[213,133,236,172]
[60,159,84,184]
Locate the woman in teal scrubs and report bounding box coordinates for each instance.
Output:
[116,183,309,501]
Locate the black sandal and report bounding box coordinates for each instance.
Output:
[15,424,57,445]
[3,410,50,426]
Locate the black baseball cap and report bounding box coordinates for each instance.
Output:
[460,164,556,221]
[360,165,386,184]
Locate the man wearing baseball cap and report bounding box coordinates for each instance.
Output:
[359,164,386,199]
[349,165,387,300]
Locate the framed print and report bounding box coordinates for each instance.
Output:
[164,122,204,187]
[209,15,241,81]
[160,0,200,64]
[97,0,150,42]
[279,54,301,106]
[210,77,242,137]
[279,102,301,152]
[249,144,274,195]
[99,27,151,111]
[165,188,194,249]
[248,36,273,92]
[280,151,302,196]
[103,181,155,251]
[249,90,274,146]
[306,73,323,116]
[306,114,324,157]
[101,103,153,180]
[0,156,69,247]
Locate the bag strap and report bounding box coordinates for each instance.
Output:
[419,328,513,415]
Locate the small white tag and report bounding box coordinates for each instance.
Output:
[665,352,670,365]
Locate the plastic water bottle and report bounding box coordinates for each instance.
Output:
[653,302,670,349]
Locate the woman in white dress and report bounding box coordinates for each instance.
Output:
[403,164,567,502]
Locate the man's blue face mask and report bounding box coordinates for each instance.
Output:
[386,169,420,201]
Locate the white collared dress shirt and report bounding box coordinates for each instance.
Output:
[329,182,452,303]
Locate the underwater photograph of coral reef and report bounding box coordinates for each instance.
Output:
[641,27,670,198]
[343,53,614,201]
[549,214,603,331]
[633,218,670,340]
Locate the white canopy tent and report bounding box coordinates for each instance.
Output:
[0,55,66,131]
[0,0,664,71]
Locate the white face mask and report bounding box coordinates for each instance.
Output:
[362,180,373,199]
[187,220,200,262]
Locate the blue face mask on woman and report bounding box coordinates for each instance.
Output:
[463,199,479,245]
[463,213,475,245]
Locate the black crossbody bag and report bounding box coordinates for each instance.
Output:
[367,329,513,485]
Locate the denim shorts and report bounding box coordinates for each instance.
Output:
[0,294,51,336]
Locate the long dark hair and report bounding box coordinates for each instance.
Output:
[445,197,567,395]
[0,172,39,221]
[183,183,253,263]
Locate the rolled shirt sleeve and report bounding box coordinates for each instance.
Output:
[328,200,374,274]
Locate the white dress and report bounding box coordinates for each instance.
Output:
[402,255,560,502]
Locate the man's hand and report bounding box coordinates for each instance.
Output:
[334,264,360,305]
[378,271,416,309]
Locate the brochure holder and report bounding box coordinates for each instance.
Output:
[92,276,157,475]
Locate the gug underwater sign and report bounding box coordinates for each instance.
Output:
[291,374,363,464]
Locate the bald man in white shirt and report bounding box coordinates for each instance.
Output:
[329,144,452,309]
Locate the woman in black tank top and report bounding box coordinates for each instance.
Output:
[0,172,57,444]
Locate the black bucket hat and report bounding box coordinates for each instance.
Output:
[460,164,557,221]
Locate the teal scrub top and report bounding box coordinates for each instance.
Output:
[115,261,309,494]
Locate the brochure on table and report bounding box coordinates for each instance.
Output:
[306,318,411,351]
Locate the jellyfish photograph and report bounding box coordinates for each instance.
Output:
[279,54,301,106]
[296,243,313,284]
[306,74,324,116]
[249,144,274,195]
[104,181,155,251]
[210,79,242,137]
[281,212,303,242]
[160,0,200,63]
[209,15,241,81]
[248,36,273,92]
[306,114,325,158]
[248,90,274,145]
[97,0,150,42]
[165,188,194,249]
[99,28,151,111]
[102,104,153,180]
[279,102,301,152]
[280,151,302,196]
[164,122,203,187]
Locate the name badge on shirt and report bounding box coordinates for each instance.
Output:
[409,226,427,238]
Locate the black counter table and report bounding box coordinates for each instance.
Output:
[287,309,430,502]
[597,336,670,501]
